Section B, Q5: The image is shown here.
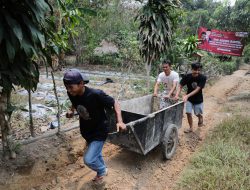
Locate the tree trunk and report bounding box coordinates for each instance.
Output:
[28,89,35,137]
[0,91,15,159]
[145,63,152,92]
[45,64,49,78]
[51,71,61,133]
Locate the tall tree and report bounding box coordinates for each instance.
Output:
[0,0,51,159]
[231,0,250,32]
[212,4,232,30]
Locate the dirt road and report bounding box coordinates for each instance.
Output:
[1,64,250,190]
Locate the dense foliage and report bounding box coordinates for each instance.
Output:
[0,0,50,92]
[55,0,249,72]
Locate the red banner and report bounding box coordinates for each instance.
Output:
[198,27,248,56]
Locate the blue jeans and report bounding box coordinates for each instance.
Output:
[84,141,106,176]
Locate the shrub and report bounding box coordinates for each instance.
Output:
[219,61,237,75]
[243,44,250,64]
[89,54,122,67]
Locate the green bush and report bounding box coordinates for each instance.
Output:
[219,61,237,75]
[244,57,250,63]
[243,44,250,64]
[89,54,122,67]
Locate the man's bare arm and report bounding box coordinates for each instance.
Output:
[114,100,126,131]
[167,81,178,97]
[153,82,160,96]
[174,84,183,100]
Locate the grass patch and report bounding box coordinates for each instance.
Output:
[176,116,250,190]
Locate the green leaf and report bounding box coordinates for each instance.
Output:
[6,40,15,61]
[36,0,49,13]
[78,7,97,16]
[52,44,60,55]
[21,37,37,57]
[22,15,37,40]
[9,29,20,50]
[22,15,45,48]
[26,0,43,23]
[3,11,23,43]
[36,32,45,48]
[56,0,66,12]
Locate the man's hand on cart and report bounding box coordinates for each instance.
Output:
[116,122,127,132]
[164,94,170,99]
[182,95,188,102]
[173,95,179,101]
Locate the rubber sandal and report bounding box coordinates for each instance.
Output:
[184,129,193,133]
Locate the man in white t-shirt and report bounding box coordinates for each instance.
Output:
[153,60,179,109]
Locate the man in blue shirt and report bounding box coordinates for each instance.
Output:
[63,69,126,182]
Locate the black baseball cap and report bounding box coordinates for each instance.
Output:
[191,62,202,70]
[63,69,89,85]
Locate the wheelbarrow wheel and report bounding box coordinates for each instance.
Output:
[162,124,178,160]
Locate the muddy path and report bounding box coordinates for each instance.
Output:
[1,64,250,190]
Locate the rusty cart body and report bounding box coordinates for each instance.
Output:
[107,95,184,159]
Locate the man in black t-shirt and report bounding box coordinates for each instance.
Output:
[174,63,207,133]
[63,69,126,182]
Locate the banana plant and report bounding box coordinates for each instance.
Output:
[183,35,199,58]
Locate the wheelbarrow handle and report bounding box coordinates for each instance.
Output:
[108,115,151,135]
[108,123,132,135]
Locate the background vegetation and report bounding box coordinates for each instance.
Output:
[62,0,250,77]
